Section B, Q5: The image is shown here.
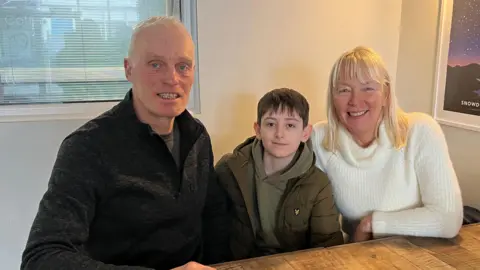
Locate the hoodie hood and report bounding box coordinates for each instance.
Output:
[227,135,314,182]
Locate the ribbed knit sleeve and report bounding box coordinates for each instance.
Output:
[372,114,463,238]
[310,114,463,240]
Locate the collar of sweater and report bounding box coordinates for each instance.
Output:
[337,122,394,168]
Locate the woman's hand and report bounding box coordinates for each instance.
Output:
[353,214,373,242]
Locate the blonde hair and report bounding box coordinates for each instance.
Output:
[322,46,409,151]
[127,16,191,57]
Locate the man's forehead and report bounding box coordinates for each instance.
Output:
[133,25,194,57]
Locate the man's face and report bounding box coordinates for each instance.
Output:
[124,24,195,118]
[254,108,311,159]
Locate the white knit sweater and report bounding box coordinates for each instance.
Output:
[311,112,463,240]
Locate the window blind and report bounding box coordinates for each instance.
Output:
[0,0,170,105]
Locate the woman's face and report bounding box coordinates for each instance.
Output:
[332,77,387,146]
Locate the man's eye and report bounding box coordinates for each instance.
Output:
[151,63,160,68]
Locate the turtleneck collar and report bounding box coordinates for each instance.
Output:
[337,122,394,168]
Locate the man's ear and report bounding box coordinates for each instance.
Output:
[253,122,261,140]
[124,58,132,81]
[301,124,312,142]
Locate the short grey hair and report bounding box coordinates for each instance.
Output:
[127,16,190,58]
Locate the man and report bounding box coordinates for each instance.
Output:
[21,16,228,270]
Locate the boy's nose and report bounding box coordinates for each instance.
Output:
[275,127,285,138]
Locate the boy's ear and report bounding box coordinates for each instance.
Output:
[301,124,312,142]
[253,122,261,140]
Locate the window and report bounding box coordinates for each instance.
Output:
[0,0,200,121]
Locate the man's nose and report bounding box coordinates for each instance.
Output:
[163,66,180,85]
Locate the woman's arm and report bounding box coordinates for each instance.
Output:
[372,115,463,238]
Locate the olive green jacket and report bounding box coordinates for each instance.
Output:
[215,136,344,260]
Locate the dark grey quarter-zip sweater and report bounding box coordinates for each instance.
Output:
[21,90,229,270]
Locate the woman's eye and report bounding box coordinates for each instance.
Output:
[337,88,350,94]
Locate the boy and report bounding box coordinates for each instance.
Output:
[215,88,344,260]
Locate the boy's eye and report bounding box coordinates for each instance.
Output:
[266,122,275,127]
[287,124,296,128]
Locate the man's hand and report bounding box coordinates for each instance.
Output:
[353,214,373,242]
[172,261,216,270]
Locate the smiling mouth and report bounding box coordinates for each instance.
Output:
[348,110,368,117]
[157,93,180,100]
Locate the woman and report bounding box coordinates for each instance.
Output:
[311,46,463,243]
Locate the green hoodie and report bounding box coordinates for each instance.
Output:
[215,136,344,260]
[250,138,313,252]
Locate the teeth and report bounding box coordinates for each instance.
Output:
[349,111,367,117]
[157,93,179,99]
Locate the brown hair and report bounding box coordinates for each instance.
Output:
[257,88,309,127]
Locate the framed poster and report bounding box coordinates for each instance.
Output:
[434,0,480,132]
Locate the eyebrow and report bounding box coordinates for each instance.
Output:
[179,57,194,66]
[337,81,377,87]
[264,117,300,122]
[145,53,193,65]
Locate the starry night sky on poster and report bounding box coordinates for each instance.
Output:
[448,0,480,66]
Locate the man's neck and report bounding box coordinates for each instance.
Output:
[263,151,295,176]
[150,118,175,135]
[133,96,175,135]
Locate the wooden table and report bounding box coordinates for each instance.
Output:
[214,224,480,269]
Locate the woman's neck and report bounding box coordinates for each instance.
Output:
[350,119,383,148]
[353,132,377,148]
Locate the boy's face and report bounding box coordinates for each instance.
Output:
[254,108,312,159]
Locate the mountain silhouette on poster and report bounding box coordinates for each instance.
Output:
[443,63,480,116]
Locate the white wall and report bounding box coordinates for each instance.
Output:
[0,0,403,268]
[196,0,402,157]
[395,0,480,210]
